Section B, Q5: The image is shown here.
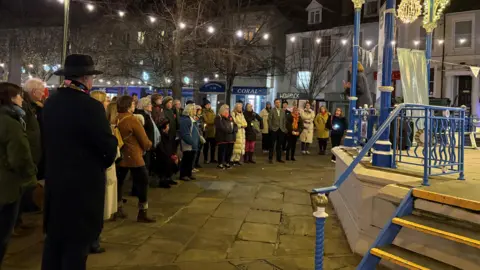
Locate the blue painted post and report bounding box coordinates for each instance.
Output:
[425,0,434,95]
[312,194,329,270]
[372,0,395,168]
[344,4,362,147]
[459,108,466,180]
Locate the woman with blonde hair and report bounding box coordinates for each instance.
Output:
[300,101,315,154]
[231,102,247,166]
[179,104,201,180]
[343,61,373,108]
[314,106,330,155]
[89,90,118,253]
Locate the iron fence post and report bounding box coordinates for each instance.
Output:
[311,194,329,270]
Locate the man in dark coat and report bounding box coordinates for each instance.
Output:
[41,54,117,270]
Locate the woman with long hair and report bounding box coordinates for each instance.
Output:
[300,102,315,154]
[285,106,304,161]
[328,108,347,163]
[314,106,330,155]
[244,103,263,163]
[231,102,247,165]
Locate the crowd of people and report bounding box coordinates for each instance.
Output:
[0,54,348,270]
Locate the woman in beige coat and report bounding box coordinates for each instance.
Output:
[231,102,247,165]
[300,102,315,154]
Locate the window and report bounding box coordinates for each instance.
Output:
[321,36,331,57]
[429,68,434,96]
[309,12,314,24]
[364,0,379,17]
[137,31,145,45]
[296,71,311,89]
[308,9,322,24]
[454,20,473,48]
[314,10,321,23]
[302,38,312,58]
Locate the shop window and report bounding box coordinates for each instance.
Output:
[296,71,311,89]
[137,31,145,45]
[454,20,473,48]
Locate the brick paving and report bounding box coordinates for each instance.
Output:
[3,152,361,270]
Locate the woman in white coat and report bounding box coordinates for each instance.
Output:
[300,102,315,154]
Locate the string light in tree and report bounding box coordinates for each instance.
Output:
[57,0,64,3]
[438,39,445,45]
[365,40,372,46]
[397,0,422,24]
[28,64,34,68]
[414,40,420,46]
[214,74,219,78]
[0,63,4,68]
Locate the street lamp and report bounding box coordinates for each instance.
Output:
[149,16,156,23]
[86,3,94,12]
[290,36,296,42]
[204,78,209,83]
[118,11,126,18]
[263,33,270,40]
[236,30,243,38]
[365,40,372,46]
[316,38,321,44]
[179,22,186,29]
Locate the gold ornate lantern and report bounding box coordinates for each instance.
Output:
[423,0,451,32]
[397,0,422,24]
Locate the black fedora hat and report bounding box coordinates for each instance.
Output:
[54,54,103,77]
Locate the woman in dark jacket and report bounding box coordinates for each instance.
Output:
[194,106,204,169]
[153,119,179,184]
[215,104,237,169]
[243,103,263,163]
[328,108,347,163]
[0,83,37,267]
[285,106,304,161]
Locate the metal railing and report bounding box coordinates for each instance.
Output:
[310,103,466,270]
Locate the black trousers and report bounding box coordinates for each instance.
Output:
[203,138,217,162]
[286,135,298,159]
[41,235,90,270]
[180,151,196,178]
[217,143,233,165]
[194,144,203,166]
[261,133,270,151]
[331,135,343,160]
[282,132,288,151]
[269,130,285,161]
[318,138,328,152]
[0,199,20,267]
[117,166,149,205]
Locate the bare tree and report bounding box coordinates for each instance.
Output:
[285,29,351,103]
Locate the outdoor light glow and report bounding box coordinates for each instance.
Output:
[56,64,61,68]
[99,79,104,83]
[438,39,445,45]
[118,11,126,17]
[207,26,215,34]
[130,81,134,84]
[290,36,296,42]
[236,30,243,38]
[138,81,142,85]
[315,38,321,44]
[167,79,172,83]
[391,40,396,45]
[86,4,95,12]
[341,39,348,45]
[414,40,420,46]
[179,22,186,29]
[57,0,64,3]
[0,63,4,67]
[149,16,156,23]
[28,64,34,68]
[263,33,269,40]
[459,38,467,44]
[116,81,120,84]
[214,74,219,78]
[204,78,209,83]
[365,40,372,46]
[107,81,111,85]
[28,75,33,79]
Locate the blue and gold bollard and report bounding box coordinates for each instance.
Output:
[311,193,329,270]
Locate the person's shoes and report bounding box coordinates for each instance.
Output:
[192,168,199,173]
[158,181,171,189]
[306,151,311,155]
[205,160,210,164]
[189,175,197,180]
[137,210,156,223]
[301,151,306,155]
[179,176,191,181]
[195,164,202,168]
[217,164,225,169]
[277,160,285,163]
[225,163,232,169]
[167,178,178,185]
[331,159,336,163]
[268,159,273,164]
[211,160,218,163]
[113,207,128,220]
[291,157,296,161]
[234,161,242,166]
[90,246,106,254]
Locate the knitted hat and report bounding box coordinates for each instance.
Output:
[162,96,173,107]
[203,99,211,106]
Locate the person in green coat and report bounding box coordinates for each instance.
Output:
[202,100,217,164]
[0,82,37,268]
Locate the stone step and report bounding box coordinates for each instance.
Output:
[413,182,480,212]
[393,215,480,249]
[370,245,459,270]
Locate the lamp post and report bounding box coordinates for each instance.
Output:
[344,0,365,147]
[372,0,395,167]
[60,0,71,84]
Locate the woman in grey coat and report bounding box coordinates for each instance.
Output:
[344,62,373,108]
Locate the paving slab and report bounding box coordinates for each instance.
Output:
[276,235,315,255]
[245,210,281,225]
[102,224,157,245]
[167,212,210,228]
[282,203,314,216]
[279,216,316,237]
[284,189,312,205]
[227,241,275,259]
[185,231,235,252]
[212,202,251,219]
[252,198,283,211]
[200,217,243,235]
[151,224,198,244]
[179,197,223,214]
[118,244,176,266]
[238,223,279,243]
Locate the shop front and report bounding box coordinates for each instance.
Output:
[277,92,326,113]
[232,86,268,112]
[199,82,226,113]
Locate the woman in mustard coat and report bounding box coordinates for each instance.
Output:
[314,106,330,155]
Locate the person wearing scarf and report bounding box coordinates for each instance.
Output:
[259,102,272,153]
[314,106,331,155]
[285,106,304,161]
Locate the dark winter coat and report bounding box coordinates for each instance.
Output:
[153,131,178,177]
[22,93,43,166]
[43,85,118,242]
[328,115,347,137]
[151,105,163,126]
[0,105,37,205]
[286,113,304,136]
[215,115,237,143]
[138,110,155,144]
[163,108,177,141]
[244,111,263,142]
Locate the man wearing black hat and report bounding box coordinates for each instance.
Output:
[41,54,118,270]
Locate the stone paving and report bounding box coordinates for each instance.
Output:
[3,152,361,270]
